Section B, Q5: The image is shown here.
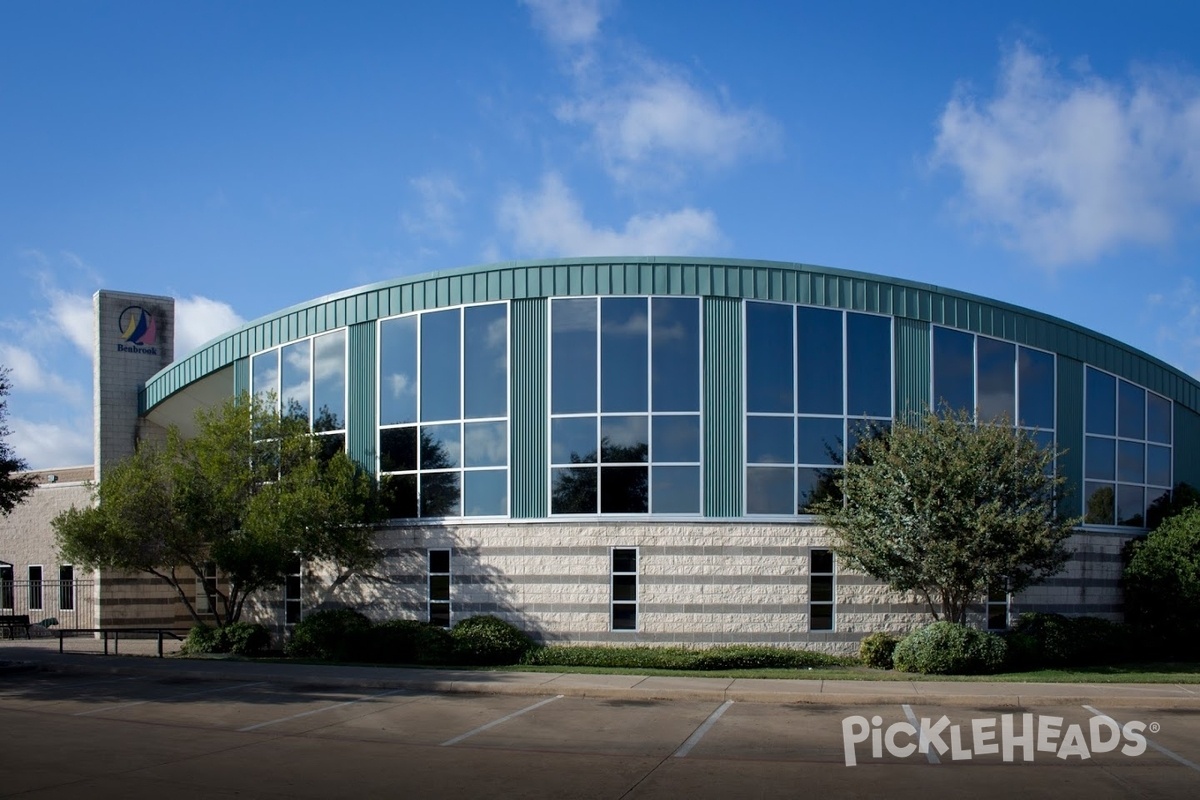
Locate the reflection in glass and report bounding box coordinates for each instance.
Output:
[797,467,840,513]
[601,466,648,513]
[746,302,794,413]
[551,417,597,464]
[651,465,700,514]
[421,309,461,422]
[421,472,460,517]
[422,423,461,469]
[1117,484,1144,527]
[847,418,889,461]
[552,299,597,414]
[747,467,794,514]
[1118,381,1145,440]
[602,298,648,413]
[464,421,507,468]
[1084,436,1115,481]
[1147,393,1172,444]
[1085,482,1115,525]
[313,331,345,431]
[1117,440,1144,484]
[933,327,974,414]
[651,298,700,412]
[977,338,1015,422]
[1018,348,1054,429]
[846,313,891,417]
[252,350,279,404]
[379,427,418,472]
[464,304,507,420]
[797,307,842,414]
[281,340,311,422]
[1147,445,1171,487]
[316,433,345,462]
[464,470,507,516]
[601,416,649,463]
[552,467,597,514]
[380,474,418,519]
[1085,369,1116,435]
[379,316,417,425]
[797,417,843,465]
[747,416,794,464]
[651,416,700,463]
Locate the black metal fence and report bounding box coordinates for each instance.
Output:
[0,579,96,633]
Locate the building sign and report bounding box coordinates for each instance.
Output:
[117,305,160,354]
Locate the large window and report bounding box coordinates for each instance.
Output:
[378,303,509,519]
[931,327,1056,460]
[745,303,893,515]
[251,329,348,459]
[549,297,701,515]
[1084,367,1172,527]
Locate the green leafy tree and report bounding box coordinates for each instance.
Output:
[52,393,384,626]
[1123,503,1200,656]
[815,409,1077,623]
[0,367,37,515]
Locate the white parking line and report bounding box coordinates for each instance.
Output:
[441,695,564,746]
[673,700,733,758]
[74,681,268,717]
[1083,705,1200,773]
[901,704,941,765]
[0,676,140,696]
[238,688,406,732]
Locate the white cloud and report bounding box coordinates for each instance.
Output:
[46,289,93,357]
[401,175,466,243]
[499,172,724,257]
[932,42,1200,266]
[0,343,83,402]
[558,68,780,185]
[1149,278,1200,379]
[175,296,245,356]
[8,415,92,470]
[521,0,608,48]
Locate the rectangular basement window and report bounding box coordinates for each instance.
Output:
[611,548,638,631]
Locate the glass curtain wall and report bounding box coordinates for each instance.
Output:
[745,303,893,515]
[549,297,702,515]
[1083,367,1172,526]
[251,329,348,458]
[378,303,509,519]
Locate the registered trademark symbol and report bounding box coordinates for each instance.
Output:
[1149,722,1161,734]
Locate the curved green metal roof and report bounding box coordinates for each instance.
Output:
[140,257,1200,414]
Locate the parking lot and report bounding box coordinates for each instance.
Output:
[1,669,1198,798]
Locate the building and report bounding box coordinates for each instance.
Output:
[4,258,1198,652]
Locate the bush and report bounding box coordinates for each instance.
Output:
[286,608,373,661]
[859,632,901,670]
[1009,612,1131,669]
[180,622,271,656]
[522,644,854,670]
[892,622,1007,675]
[450,615,536,666]
[369,619,453,665]
[1123,503,1200,658]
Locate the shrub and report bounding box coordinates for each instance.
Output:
[522,644,854,670]
[369,619,453,665]
[286,608,373,661]
[892,622,1007,675]
[450,615,536,666]
[1009,612,1131,669]
[1123,503,1200,658]
[859,632,901,670]
[180,622,271,656]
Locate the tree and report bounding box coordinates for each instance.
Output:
[0,367,37,515]
[815,409,1077,623]
[1123,502,1200,656]
[52,393,384,626]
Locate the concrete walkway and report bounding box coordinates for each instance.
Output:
[2,638,1198,709]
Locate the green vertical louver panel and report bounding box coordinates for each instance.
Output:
[1056,356,1084,519]
[511,298,548,518]
[347,321,377,473]
[1175,405,1200,490]
[704,296,742,517]
[895,317,930,425]
[233,357,249,397]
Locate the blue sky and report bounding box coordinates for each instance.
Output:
[2,0,1199,469]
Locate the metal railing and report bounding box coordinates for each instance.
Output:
[55,628,189,658]
[0,579,96,631]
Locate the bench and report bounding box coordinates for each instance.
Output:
[0,614,31,639]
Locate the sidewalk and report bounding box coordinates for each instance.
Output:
[2,638,1198,710]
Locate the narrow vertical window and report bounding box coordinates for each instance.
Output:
[285,557,302,625]
[986,583,1009,631]
[28,566,43,611]
[0,564,13,609]
[59,565,75,611]
[809,550,834,631]
[429,549,451,628]
[611,548,638,631]
[196,562,217,615]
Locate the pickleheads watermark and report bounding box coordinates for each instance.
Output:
[841,713,1149,766]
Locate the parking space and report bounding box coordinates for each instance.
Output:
[0,670,1198,798]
